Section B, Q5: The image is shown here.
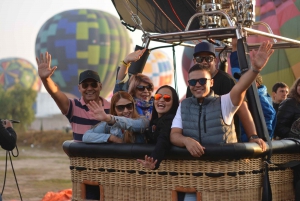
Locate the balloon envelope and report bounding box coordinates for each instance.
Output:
[248,0,300,91]
[143,50,173,92]
[0,58,41,91]
[35,9,132,98]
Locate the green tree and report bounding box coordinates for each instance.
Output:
[0,84,37,131]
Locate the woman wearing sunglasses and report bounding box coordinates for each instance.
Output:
[113,49,154,120]
[82,91,149,143]
[137,85,179,170]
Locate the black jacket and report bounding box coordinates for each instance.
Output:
[146,114,174,170]
[275,98,300,139]
[0,123,17,151]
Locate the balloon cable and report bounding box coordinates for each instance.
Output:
[121,0,164,33]
[167,0,186,29]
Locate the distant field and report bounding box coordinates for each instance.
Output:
[0,130,73,201]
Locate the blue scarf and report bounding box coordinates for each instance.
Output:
[134,97,154,120]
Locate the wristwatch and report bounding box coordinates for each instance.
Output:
[249,135,259,140]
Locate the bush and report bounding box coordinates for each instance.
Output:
[17,130,72,149]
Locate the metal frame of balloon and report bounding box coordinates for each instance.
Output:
[139,10,300,51]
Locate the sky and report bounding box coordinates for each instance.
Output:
[0,0,186,100]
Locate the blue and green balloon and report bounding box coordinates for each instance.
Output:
[35,9,132,98]
[0,58,41,91]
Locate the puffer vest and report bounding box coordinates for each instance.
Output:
[181,91,237,145]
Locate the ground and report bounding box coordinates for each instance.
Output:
[0,145,72,201]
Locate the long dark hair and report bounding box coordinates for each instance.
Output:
[150,85,179,125]
[288,77,300,103]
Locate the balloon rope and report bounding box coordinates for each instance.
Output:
[184,0,196,11]
[152,0,183,31]
[167,0,186,29]
[121,0,163,33]
[149,42,181,51]
[172,45,178,94]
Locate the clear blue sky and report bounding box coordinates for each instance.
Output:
[0,0,186,98]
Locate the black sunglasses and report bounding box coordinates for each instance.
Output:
[194,56,214,63]
[81,82,98,89]
[136,85,153,92]
[115,103,134,112]
[188,78,211,86]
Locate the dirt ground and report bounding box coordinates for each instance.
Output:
[0,145,72,201]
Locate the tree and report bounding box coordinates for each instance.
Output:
[0,84,37,131]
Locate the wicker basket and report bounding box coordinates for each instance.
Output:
[68,153,298,201]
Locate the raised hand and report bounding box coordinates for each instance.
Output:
[137,155,157,170]
[87,100,110,121]
[251,41,274,71]
[36,52,57,80]
[124,48,147,64]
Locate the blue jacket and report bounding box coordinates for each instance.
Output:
[230,51,276,141]
[82,116,149,143]
[256,85,277,139]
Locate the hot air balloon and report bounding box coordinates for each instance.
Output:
[142,50,173,92]
[0,58,41,91]
[248,0,300,91]
[35,9,132,98]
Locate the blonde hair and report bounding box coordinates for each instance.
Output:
[127,73,153,97]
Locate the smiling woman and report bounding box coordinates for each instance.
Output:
[137,85,179,170]
[82,91,149,143]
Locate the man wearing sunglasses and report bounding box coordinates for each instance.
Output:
[37,52,110,141]
[186,41,257,142]
[171,41,274,157]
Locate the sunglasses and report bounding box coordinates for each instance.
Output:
[136,85,153,92]
[194,56,214,63]
[115,103,134,112]
[81,82,98,89]
[154,94,172,102]
[188,78,211,86]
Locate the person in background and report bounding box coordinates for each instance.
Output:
[83,91,149,143]
[272,82,289,114]
[36,52,110,141]
[113,49,154,120]
[253,74,276,140]
[187,41,257,142]
[0,119,17,151]
[275,78,300,139]
[137,85,179,170]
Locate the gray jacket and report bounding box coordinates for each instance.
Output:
[181,91,236,145]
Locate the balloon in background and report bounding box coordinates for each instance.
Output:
[35,9,132,98]
[181,46,194,86]
[248,0,300,90]
[143,50,173,92]
[0,58,41,91]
